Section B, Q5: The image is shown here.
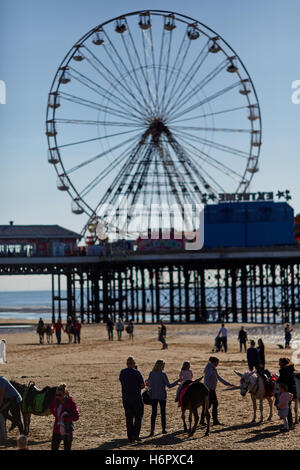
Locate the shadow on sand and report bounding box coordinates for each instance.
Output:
[93,429,188,450]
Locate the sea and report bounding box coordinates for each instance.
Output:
[0,290,54,321]
[2,290,300,350]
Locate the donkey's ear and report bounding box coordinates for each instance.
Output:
[234,370,243,377]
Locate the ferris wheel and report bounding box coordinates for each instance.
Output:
[46,10,261,240]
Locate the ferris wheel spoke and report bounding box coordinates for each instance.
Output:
[101,30,152,113]
[80,143,138,198]
[163,39,210,116]
[168,105,249,124]
[66,134,140,174]
[172,128,250,159]
[141,29,158,113]
[92,136,152,214]
[57,128,139,150]
[168,80,241,122]
[177,134,246,181]
[157,25,190,117]
[166,58,228,117]
[55,118,145,128]
[69,65,145,121]
[164,133,217,201]
[159,28,175,116]
[148,26,159,112]
[124,21,157,113]
[169,124,250,133]
[83,45,149,117]
[185,151,227,193]
[59,91,142,124]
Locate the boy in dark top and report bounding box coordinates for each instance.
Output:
[119,357,145,443]
[247,340,260,371]
[238,326,248,352]
[106,317,114,341]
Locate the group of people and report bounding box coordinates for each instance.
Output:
[37,316,82,345]
[106,317,134,341]
[213,324,293,355]
[119,356,235,443]
[0,377,79,450]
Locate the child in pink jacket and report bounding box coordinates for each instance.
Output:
[277,383,293,432]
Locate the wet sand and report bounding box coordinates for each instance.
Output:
[0,320,299,450]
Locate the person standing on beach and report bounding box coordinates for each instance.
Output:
[146,360,181,436]
[257,338,265,370]
[218,323,228,352]
[247,340,260,371]
[37,318,45,345]
[73,317,82,344]
[119,357,145,443]
[126,320,134,341]
[158,321,168,350]
[238,326,247,353]
[116,318,124,341]
[284,324,293,349]
[201,357,233,426]
[106,317,114,341]
[53,318,64,345]
[49,383,79,451]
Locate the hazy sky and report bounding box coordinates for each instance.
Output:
[1,0,300,290]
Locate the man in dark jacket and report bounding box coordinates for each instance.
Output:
[119,357,145,443]
[278,358,295,429]
[247,340,260,371]
[238,326,248,352]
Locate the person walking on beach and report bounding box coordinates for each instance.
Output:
[238,326,247,353]
[218,323,228,352]
[116,318,124,341]
[119,357,145,443]
[146,360,181,436]
[247,340,260,371]
[65,315,74,344]
[106,317,114,341]
[0,376,24,433]
[158,321,168,350]
[37,318,45,344]
[73,317,82,344]
[49,383,79,451]
[201,357,234,426]
[53,318,64,345]
[126,320,134,341]
[284,324,293,349]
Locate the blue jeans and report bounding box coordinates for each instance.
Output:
[151,399,166,432]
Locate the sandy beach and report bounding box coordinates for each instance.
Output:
[0,320,299,451]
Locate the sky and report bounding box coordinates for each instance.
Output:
[1,0,300,291]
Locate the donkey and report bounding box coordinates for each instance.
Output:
[234,371,273,423]
[45,325,54,344]
[10,380,57,435]
[181,380,210,437]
